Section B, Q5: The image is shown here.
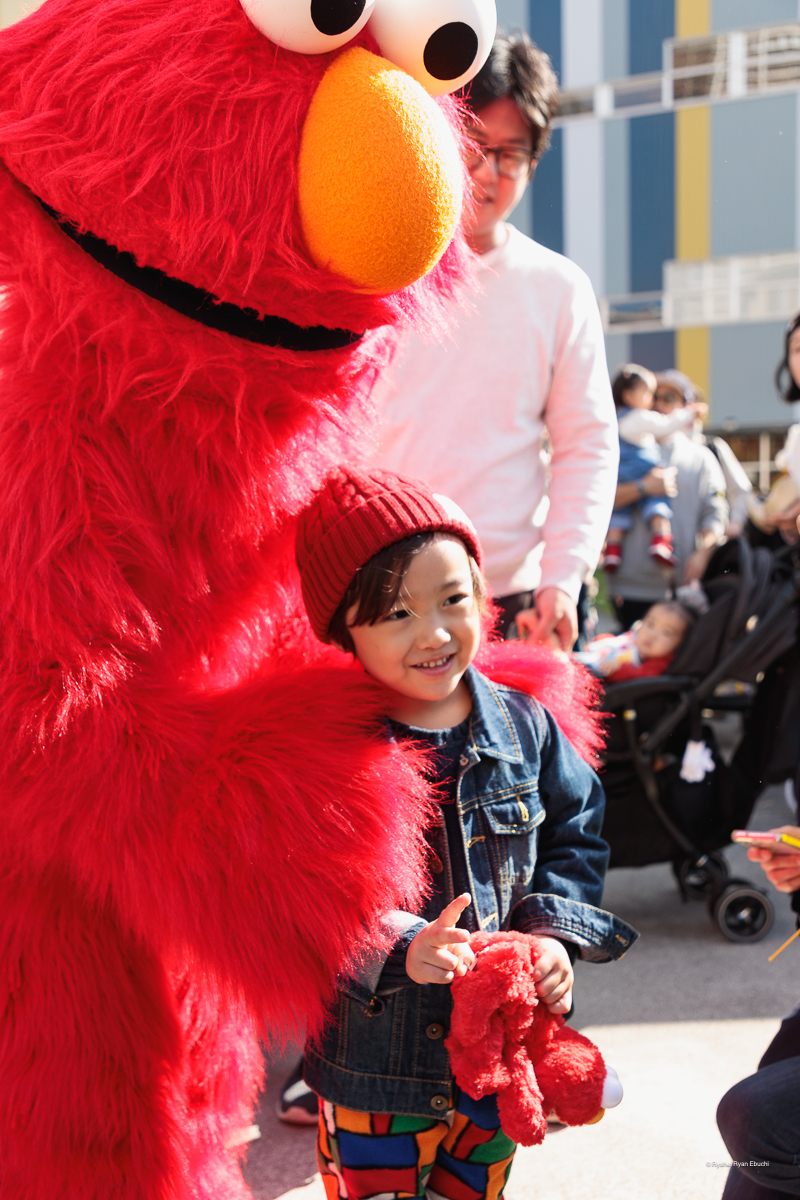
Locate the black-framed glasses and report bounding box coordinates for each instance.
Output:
[655,388,684,406]
[464,143,534,180]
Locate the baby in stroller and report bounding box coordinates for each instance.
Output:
[575,598,696,682]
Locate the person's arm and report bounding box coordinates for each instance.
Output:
[710,437,752,534]
[507,706,637,963]
[618,405,696,442]
[614,465,678,510]
[684,452,728,582]
[529,272,619,637]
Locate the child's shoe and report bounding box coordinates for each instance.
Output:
[602,543,622,573]
[649,533,677,567]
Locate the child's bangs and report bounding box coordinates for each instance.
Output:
[327,531,488,653]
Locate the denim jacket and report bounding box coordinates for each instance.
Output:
[304,667,638,1118]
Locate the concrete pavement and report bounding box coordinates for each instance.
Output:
[243,781,800,1200]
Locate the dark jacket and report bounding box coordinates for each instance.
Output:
[304,667,637,1117]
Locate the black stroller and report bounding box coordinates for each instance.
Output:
[599,538,800,943]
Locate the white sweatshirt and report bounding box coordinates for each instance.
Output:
[617,405,696,448]
[776,423,800,486]
[368,225,618,601]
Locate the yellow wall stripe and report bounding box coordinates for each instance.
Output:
[676,0,709,39]
[676,106,709,261]
[676,327,710,404]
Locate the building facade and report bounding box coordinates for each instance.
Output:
[498,0,800,471]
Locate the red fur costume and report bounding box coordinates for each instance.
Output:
[0,0,477,1196]
[446,931,608,1147]
[0,1,607,1193]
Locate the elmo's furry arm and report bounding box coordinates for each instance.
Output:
[3,656,430,1037]
[476,639,605,765]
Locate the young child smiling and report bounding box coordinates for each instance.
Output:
[292,466,635,1200]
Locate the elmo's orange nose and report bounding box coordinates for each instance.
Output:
[297,47,462,294]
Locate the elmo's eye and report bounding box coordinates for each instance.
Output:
[368,0,495,96]
[241,0,375,53]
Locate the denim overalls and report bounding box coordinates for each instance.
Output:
[304,667,638,1118]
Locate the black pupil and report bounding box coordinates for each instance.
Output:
[310,0,365,36]
[423,21,478,81]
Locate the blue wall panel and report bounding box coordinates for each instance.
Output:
[532,127,564,253]
[711,95,796,257]
[630,330,676,372]
[529,0,561,81]
[711,322,794,429]
[711,0,798,32]
[604,0,629,80]
[629,0,674,76]
[605,119,630,295]
[629,112,674,292]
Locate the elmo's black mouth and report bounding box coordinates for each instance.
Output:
[34,193,364,352]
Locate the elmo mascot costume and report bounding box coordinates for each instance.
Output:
[0,0,497,1194]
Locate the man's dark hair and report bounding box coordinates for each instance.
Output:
[328,532,487,655]
[776,312,800,402]
[461,32,559,160]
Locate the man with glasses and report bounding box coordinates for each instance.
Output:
[654,369,752,540]
[365,32,618,651]
[277,33,617,1127]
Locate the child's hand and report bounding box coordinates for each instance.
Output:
[687,401,709,422]
[533,937,574,1015]
[406,894,475,985]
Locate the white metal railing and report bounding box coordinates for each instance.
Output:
[601,293,663,331]
[556,22,800,124]
[663,251,800,328]
[601,251,800,333]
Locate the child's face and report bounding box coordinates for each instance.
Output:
[634,605,688,660]
[623,381,654,410]
[346,536,481,714]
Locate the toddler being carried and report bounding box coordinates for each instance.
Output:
[603,364,702,572]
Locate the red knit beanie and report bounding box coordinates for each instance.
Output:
[296,466,483,643]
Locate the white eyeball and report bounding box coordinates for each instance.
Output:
[367,0,496,96]
[240,0,375,54]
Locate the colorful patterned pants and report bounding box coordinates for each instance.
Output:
[317,1090,516,1200]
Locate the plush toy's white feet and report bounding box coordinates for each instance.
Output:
[601,1065,623,1109]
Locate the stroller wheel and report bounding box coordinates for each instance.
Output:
[674,852,728,901]
[711,880,774,943]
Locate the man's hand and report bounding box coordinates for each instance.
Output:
[406,894,475,985]
[533,937,574,1015]
[515,587,578,651]
[683,529,720,583]
[748,827,800,893]
[644,466,678,498]
[614,467,677,511]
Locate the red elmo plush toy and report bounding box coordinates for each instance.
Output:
[447,931,622,1148]
[0,0,497,1195]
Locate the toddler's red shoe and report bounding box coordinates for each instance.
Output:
[602,543,622,573]
[649,533,677,567]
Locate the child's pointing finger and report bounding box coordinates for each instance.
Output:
[436,893,472,927]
